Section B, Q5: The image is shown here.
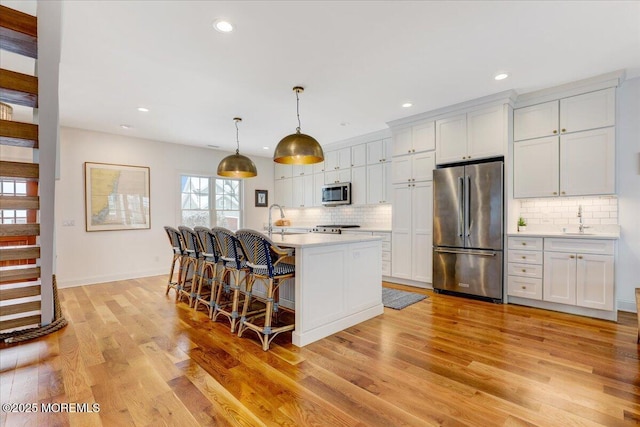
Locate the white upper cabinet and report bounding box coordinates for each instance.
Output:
[367,162,391,204]
[366,138,392,164]
[436,104,506,164]
[466,105,505,159]
[513,101,559,141]
[313,160,325,174]
[351,166,367,205]
[435,114,467,163]
[560,127,615,196]
[391,151,435,184]
[351,144,367,168]
[325,147,351,171]
[514,88,615,141]
[392,121,435,157]
[292,164,313,176]
[325,168,351,185]
[560,88,615,134]
[514,136,560,198]
[513,87,616,198]
[274,163,293,180]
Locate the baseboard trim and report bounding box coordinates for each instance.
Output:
[57,269,166,288]
[617,299,637,313]
[384,277,431,289]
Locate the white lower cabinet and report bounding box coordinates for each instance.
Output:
[507,237,543,300]
[391,181,433,283]
[508,236,615,316]
[341,230,391,277]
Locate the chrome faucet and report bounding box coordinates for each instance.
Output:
[577,205,589,233]
[268,204,285,237]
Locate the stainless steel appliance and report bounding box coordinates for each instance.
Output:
[432,159,504,302]
[321,182,351,206]
[312,224,360,234]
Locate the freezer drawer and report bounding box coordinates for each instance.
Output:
[433,248,503,301]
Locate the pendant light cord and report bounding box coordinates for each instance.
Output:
[235,118,240,154]
[296,89,302,133]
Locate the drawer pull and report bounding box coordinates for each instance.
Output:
[522,242,526,246]
[521,256,526,259]
[570,255,575,259]
[521,286,526,290]
[522,269,526,273]
[578,255,583,259]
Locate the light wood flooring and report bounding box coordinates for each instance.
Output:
[1,276,638,426]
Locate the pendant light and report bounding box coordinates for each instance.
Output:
[217,117,257,178]
[273,86,324,164]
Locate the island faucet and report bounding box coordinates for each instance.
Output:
[577,205,590,233]
[268,204,285,237]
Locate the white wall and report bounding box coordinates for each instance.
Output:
[55,127,273,287]
[616,76,640,312]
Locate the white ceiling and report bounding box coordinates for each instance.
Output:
[3,1,640,158]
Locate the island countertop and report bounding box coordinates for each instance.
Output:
[269,232,382,248]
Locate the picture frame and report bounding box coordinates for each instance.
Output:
[255,189,268,207]
[84,162,150,231]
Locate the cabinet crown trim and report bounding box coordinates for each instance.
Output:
[387,90,517,129]
[515,70,624,109]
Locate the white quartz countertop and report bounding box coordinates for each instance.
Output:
[269,232,382,248]
[508,231,620,240]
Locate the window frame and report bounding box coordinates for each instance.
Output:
[178,173,243,231]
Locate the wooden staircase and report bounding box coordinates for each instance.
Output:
[0,5,42,332]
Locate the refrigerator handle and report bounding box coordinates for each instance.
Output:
[457,177,464,237]
[465,176,471,237]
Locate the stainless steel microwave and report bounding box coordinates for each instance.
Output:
[321,182,351,206]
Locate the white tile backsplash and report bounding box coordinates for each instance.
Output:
[277,204,392,229]
[519,196,618,228]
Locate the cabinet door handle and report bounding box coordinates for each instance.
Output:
[578,255,583,259]
[521,269,526,273]
[570,255,575,259]
[553,130,558,134]
[561,128,566,132]
[521,256,526,259]
[561,191,566,195]
[553,192,558,195]
[521,286,526,290]
[522,242,526,246]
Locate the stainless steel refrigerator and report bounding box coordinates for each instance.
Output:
[432,160,504,302]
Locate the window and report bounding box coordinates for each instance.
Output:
[180,175,242,231]
[0,179,28,224]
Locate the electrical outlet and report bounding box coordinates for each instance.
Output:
[62,220,75,226]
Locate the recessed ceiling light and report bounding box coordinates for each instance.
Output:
[340,122,349,127]
[402,103,413,108]
[213,19,234,33]
[120,124,132,129]
[494,72,509,81]
[263,146,270,150]
[137,107,149,112]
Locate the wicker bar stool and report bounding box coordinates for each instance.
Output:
[211,227,253,333]
[177,226,202,307]
[164,226,186,299]
[193,226,223,317]
[235,229,295,351]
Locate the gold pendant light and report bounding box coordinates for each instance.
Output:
[273,86,324,164]
[217,117,257,178]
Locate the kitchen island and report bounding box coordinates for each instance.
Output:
[269,232,383,347]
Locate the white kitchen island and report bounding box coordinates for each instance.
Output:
[269,232,383,347]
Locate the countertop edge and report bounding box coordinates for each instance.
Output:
[507,232,620,240]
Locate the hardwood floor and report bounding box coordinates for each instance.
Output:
[1,276,638,426]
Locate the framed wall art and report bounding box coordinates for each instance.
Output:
[84,162,150,231]
[255,189,268,207]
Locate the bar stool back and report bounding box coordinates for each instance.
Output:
[210,227,251,332]
[193,226,222,317]
[178,226,202,307]
[236,229,295,351]
[163,226,185,298]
